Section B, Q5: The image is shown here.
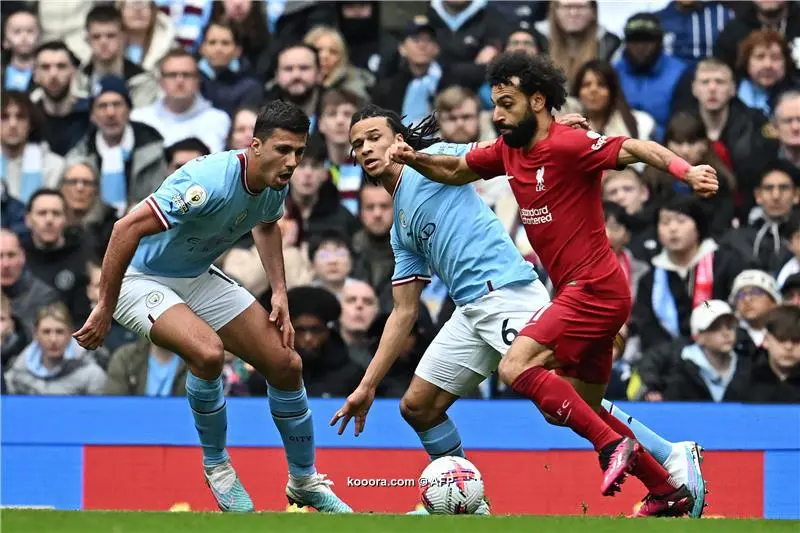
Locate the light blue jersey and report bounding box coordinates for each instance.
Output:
[131,150,286,277]
[391,142,537,305]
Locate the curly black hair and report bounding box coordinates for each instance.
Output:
[350,104,441,151]
[253,100,310,140]
[487,51,568,111]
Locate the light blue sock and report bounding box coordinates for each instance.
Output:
[602,399,673,465]
[417,418,465,460]
[268,385,316,477]
[186,372,229,466]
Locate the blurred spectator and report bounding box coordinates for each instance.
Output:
[714,0,800,71]
[781,272,800,304]
[748,304,800,402]
[251,286,360,398]
[39,0,97,47]
[435,86,483,144]
[318,89,364,214]
[1,7,40,92]
[5,302,105,395]
[310,230,356,299]
[426,0,508,90]
[1,91,65,204]
[351,182,394,308]
[1,293,30,378]
[289,140,360,240]
[729,269,781,350]
[656,1,734,66]
[74,5,159,109]
[372,17,456,126]
[572,59,656,143]
[118,0,176,72]
[59,160,117,259]
[634,195,749,351]
[264,43,322,132]
[85,259,137,353]
[198,20,264,115]
[335,1,398,76]
[662,299,752,402]
[776,214,800,285]
[338,279,379,368]
[165,137,210,173]
[735,29,799,117]
[643,111,736,237]
[505,28,542,56]
[131,50,230,153]
[66,75,168,217]
[154,0,212,54]
[604,201,650,303]
[535,1,621,88]
[689,58,778,200]
[1,181,26,237]
[773,91,800,171]
[104,340,187,396]
[0,228,61,337]
[304,26,375,102]
[615,13,688,141]
[601,168,660,261]
[490,1,550,32]
[221,200,314,296]
[210,0,269,72]
[724,162,798,275]
[226,105,257,150]
[30,42,91,157]
[22,189,92,325]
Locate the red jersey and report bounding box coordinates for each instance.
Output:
[466,121,628,295]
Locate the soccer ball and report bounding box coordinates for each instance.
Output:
[418,456,484,514]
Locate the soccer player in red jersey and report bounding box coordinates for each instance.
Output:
[385,52,718,517]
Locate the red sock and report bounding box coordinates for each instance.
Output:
[511,367,620,451]
[599,408,677,496]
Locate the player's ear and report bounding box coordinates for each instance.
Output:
[530,92,545,113]
[250,136,262,155]
[394,132,405,144]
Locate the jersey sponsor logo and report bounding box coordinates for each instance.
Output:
[145,291,164,309]
[586,130,608,151]
[520,205,553,225]
[234,210,248,226]
[171,193,189,214]
[535,167,545,192]
[185,185,207,208]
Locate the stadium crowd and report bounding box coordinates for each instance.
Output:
[1,0,799,403]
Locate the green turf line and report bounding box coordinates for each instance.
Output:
[2,510,799,533]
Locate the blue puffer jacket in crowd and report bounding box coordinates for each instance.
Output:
[615,53,688,142]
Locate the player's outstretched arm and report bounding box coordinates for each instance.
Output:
[330,280,425,436]
[386,141,482,186]
[252,221,294,349]
[73,203,165,350]
[617,138,719,198]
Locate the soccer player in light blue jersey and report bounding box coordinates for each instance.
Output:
[74,101,352,514]
[331,105,706,516]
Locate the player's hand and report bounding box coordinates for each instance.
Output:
[555,113,589,130]
[386,141,417,166]
[330,384,376,436]
[685,164,719,198]
[73,303,113,350]
[270,292,295,350]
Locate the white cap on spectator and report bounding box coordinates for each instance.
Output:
[728,269,781,305]
[691,299,735,336]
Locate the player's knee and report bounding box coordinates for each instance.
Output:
[498,340,551,386]
[266,350,303,389]
[192,336,225,376]
[399,393,441,429]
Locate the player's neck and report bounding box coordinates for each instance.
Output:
[378,164,402,197]
[244,149,267,194]
[529,114,555,149]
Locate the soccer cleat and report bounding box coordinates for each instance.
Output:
[663,441,706,518]
[286,473,353,513]
[203,460,254,512]
[632,485,695,518]
[599,437,641,496]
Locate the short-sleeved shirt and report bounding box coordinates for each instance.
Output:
[131,150,287,278]
[391,142,537,306]
[466,122,628,295]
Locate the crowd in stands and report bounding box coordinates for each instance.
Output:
[1,0,798,403]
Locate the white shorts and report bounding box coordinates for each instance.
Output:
[114,265,256,340]
[415,280,550,396]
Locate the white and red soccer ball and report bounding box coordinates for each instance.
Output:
[418,456,484,514]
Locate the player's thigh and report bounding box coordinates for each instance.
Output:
[399,374,461,430]
[415,307,494,398]
[556,335,615,397]
[113,272,223,372]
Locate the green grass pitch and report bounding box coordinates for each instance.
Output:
[2,510,798,533]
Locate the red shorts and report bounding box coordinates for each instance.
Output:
[519,281,631,384]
